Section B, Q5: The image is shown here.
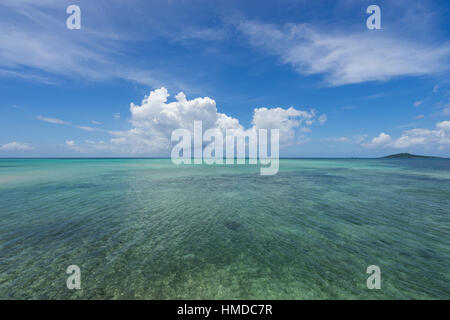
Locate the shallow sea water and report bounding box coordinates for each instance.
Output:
[0,158,449,299]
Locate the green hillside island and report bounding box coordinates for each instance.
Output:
[382,153,441,159]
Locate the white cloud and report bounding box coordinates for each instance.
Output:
[91,120,102,125]
[75,126,96,132]
[413,100,423,107]
[361,133,392,148]
[362,121,450,149]
[0,68,57,84]
[79,87,323,154]
[110,137,126,144]
[436,120,450,131]
[296,135,311,145]
[38,115,100,133]
[300,127,312,133]
[251,106,315,145]
[177,27,226,41]
[323,134,367,144]
[323,136,349,143]
[113,113,121,119]
[415,114,424,119]
[238,21,450,86]
[0,141,34,151]
[318,114,327,125]
[37,115,70,125]
[65,139,111,153]
[112,87,240,153]
[0,1,167,88]
[391,136,427,148]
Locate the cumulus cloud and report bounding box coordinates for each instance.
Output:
[0,141,34,151]
[97,87,322,154]
[392,135,427,148]
[391,122,450,148]
[251,106,315,146]
[238,21,450,86]
[362,121,450,149]
[436,120,450,131]
[361,133,392,148]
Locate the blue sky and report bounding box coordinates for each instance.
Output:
[0,0,449,157]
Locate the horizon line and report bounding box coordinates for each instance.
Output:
[0,156,447,160]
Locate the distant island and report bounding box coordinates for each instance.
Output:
[382,153,440,159]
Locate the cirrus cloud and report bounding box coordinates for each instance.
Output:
[238,21,450,86]
[37,115,71,125]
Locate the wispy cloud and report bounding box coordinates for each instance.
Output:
[340,105,359,110]
[0,69,57,85]
[323,135,367,144]
[75,126,96,132]
[361,92,393,100]
[176,27,227,41]
[238,21,450,86]
[0,1,175,88]
[37,115,71,125]
[37,115,99,133]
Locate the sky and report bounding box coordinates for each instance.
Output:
[0,0,449,157]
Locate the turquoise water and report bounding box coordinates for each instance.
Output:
[0,158,449,299]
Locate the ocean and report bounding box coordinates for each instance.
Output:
[0,158,449,299]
